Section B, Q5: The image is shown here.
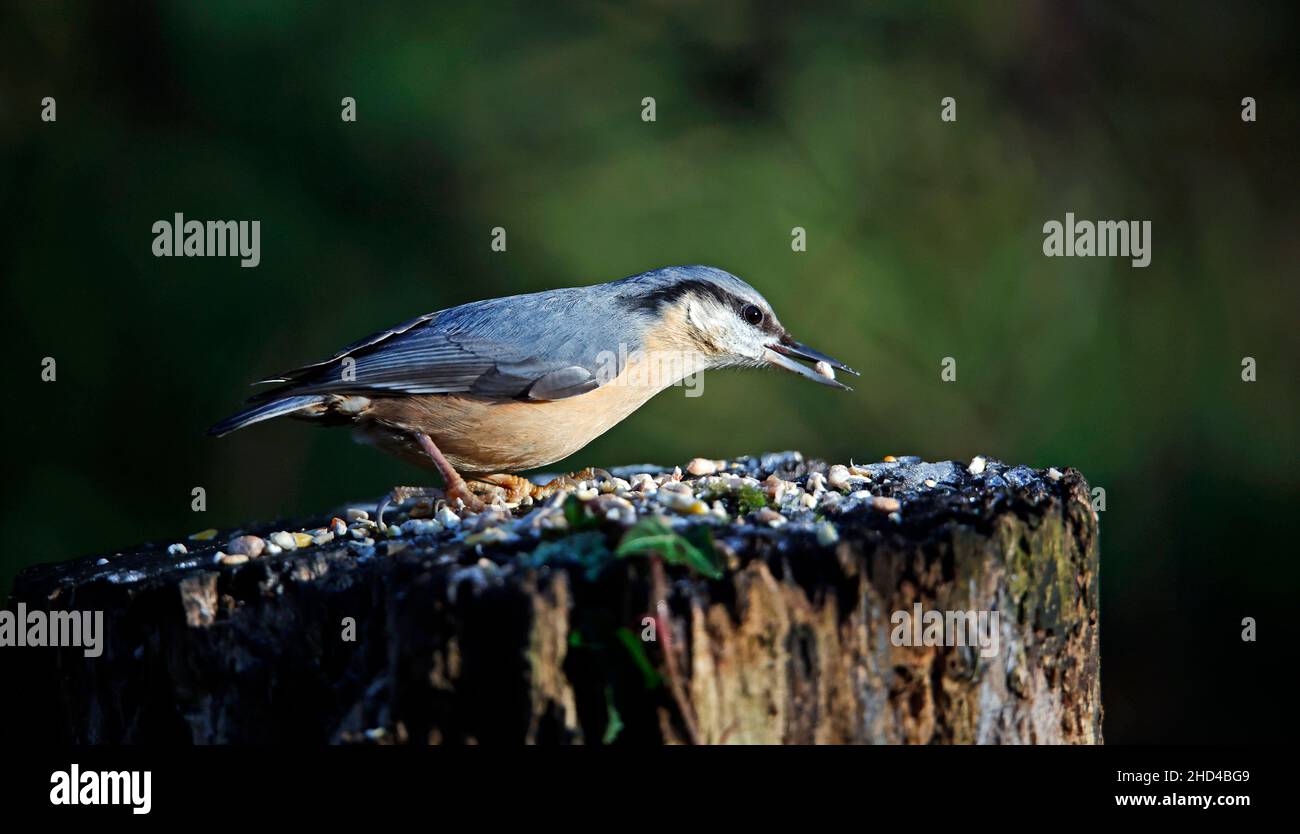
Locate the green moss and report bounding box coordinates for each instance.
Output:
[737,484,770,515]
[994,511,1083,631]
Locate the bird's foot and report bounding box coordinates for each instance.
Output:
[532,467,614,498]
[445,481,488,515]
[465,473,538,504]
[376,482,486,527]
[401,432,487,515]
[376,486,441,528]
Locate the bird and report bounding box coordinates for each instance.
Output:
[210,265,856,520]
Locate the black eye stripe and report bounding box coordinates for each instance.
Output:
[628,279,736,313]
[624,279,774,330]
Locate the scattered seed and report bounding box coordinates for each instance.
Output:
[217,552,248,566]
[226,535,265,559]
[465,527,512,545]
[686,457,717,476]
[1047,467,1063,481]
[166,543,188,556]
[764,474,792,502]
[968,456,987,475]
[401,518,443,536]
[816,521,839,546]
[189,528,218,542]
[657,490,698,513]
[872,496,901,513]
[814,360,835,381]
[269,531,297,551]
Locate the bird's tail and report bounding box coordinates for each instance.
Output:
[208,395,327,437]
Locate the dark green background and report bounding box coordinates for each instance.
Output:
[3,2,1295,743]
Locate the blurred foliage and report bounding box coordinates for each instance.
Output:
[1,1,1296,742]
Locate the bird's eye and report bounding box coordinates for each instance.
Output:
[742,304,764,326]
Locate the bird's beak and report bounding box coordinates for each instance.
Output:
[764,336,859,390]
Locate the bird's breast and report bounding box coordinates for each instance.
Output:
[358,353,683,474]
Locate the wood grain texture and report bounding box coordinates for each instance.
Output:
[2,455,1101,744]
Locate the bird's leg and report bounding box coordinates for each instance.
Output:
[376,432,486,525]
[413,432,487,513]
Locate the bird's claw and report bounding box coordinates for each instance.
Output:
[466,474,537,504]
[446,482,488,514]
[532,467,614,497]
[376,485,444,528]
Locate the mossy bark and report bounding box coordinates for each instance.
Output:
[3,461,1101,745]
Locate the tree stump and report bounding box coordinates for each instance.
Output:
[2,453,1101,744]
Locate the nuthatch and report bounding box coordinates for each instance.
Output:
[211,265,856,517]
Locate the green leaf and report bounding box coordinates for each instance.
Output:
[562,494,600,531]
[602,685,625,744]
[615,626,662,690]
[615,518,722,579]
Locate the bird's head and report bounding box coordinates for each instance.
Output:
[622,265,857,389]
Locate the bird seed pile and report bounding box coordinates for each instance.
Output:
[51,451,1080,594]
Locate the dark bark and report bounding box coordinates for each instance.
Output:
[3,453,1101,744]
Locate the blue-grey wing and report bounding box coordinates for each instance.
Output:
[252,287,637,402]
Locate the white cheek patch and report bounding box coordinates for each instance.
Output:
[686,300,729,341]
[684,298,769,362]
[685,298,710,330]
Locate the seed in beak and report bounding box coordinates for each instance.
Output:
[763,343,854,390]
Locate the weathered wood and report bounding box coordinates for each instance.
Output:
[2,453,1101,744]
